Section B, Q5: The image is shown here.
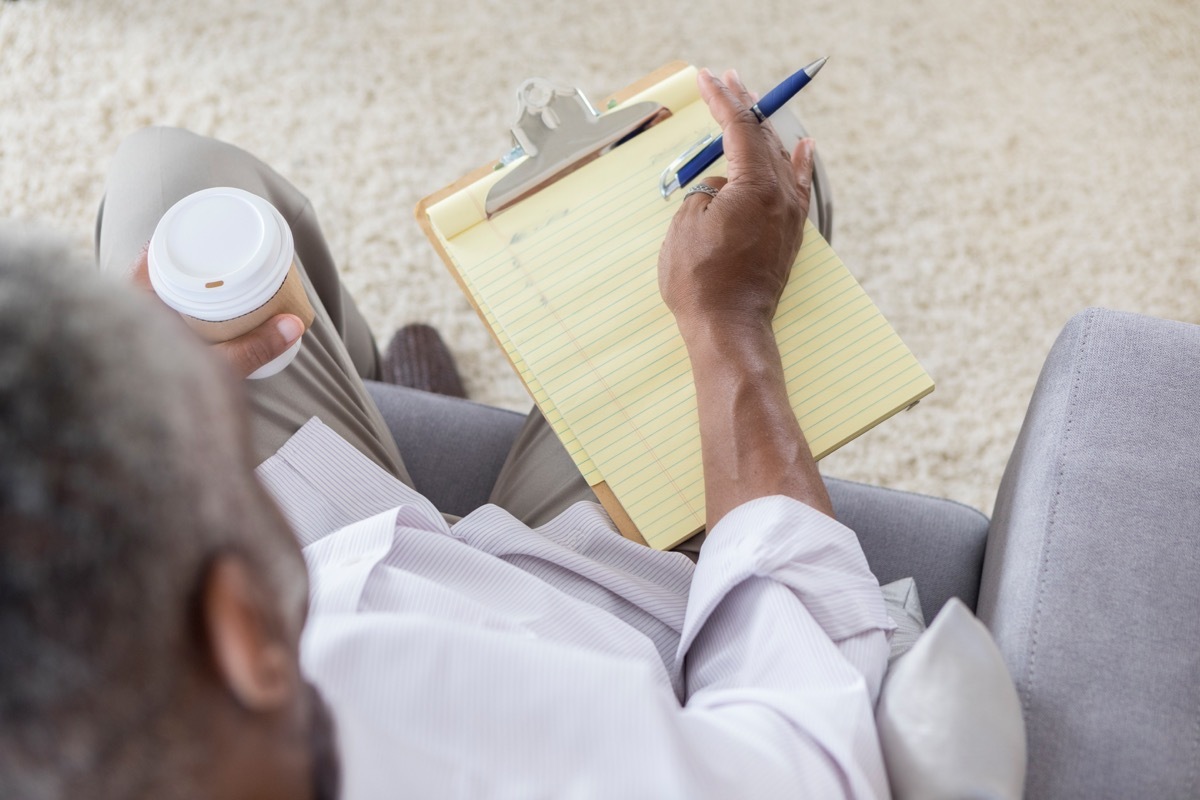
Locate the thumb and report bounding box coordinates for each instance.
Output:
[215,314,305,379]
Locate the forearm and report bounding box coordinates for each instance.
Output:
[674,497,895,797]
[682,315,833,529]
[683,576,890,797]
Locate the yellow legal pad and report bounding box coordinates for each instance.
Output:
[417,63,933,550]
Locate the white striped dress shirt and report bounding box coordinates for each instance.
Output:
[256,418,894,799]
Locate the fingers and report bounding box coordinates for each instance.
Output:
[681,176,728,211]
[721,69,756,108]
[726,70,789,163]
[129,241,154,292]
[697,67,753,127]
[133,242,305,379]
[213,314,304,380]
[724,69,793,186]
[697,69,765,185]
[721,70,784,147]
[697,69,790,187]
[790,138,816,221]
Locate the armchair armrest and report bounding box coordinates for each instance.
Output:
[977,308,1200,798]
[825,477,988,617]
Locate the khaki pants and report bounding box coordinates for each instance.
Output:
[97,127,597,525]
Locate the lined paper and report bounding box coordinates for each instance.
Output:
[431,221,604,484]
[427,68,933,549]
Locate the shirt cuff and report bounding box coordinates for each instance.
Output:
[680,495,894,653]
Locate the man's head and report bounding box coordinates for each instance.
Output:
[0,226,336,799]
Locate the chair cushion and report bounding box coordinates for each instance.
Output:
[877,599,1027,800]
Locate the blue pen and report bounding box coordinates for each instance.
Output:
[660,57,828,197]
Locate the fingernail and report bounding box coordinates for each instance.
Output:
[730,68,744,88]
[276,315,303,343]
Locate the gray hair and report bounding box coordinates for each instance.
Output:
[0,225,307,798]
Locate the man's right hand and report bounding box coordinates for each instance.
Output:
[657,68,833,530]
[658,68,815,338]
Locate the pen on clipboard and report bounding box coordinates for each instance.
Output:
[659,57,828,198]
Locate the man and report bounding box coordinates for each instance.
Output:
[0,69,893,797]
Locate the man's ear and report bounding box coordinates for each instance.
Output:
[200,554,296,711]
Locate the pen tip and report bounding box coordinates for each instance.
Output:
[805,56,828,78]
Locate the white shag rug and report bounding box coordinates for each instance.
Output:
[2,0,1198,514]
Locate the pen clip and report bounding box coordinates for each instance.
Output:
[659,134,714,198]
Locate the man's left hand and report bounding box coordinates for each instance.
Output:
[127,245,305,380]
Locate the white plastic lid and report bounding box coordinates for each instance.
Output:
[148,187,294,321]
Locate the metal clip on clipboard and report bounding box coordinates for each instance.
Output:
[484,75,834,242]
[485,78,666,217]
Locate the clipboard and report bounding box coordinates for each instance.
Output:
[415,62,932,549]
[415,63,694,545]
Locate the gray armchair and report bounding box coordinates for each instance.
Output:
[365,306,1200,798]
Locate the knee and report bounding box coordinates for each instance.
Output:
[113,126,205,164]
[108,126,266,202]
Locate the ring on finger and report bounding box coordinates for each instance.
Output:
[750,104,767,124]
[684,183,720,200]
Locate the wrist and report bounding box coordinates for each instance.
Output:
[677,314,785,388]
[677,312,778,357]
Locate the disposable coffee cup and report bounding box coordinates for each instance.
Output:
[148,187,315,379]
